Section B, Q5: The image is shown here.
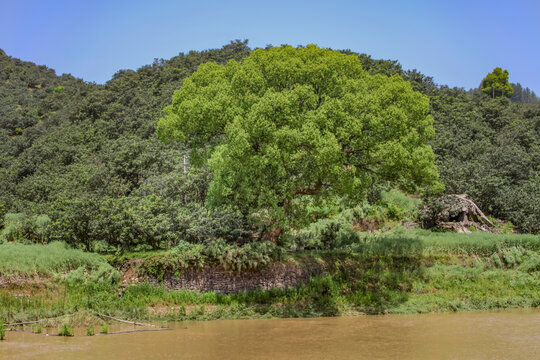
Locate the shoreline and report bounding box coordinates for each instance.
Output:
[1,231,539,327]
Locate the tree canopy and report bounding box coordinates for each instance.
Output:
[481,67,513,98]
[158,45,440,230]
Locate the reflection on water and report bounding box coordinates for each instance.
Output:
[1,309,539,360]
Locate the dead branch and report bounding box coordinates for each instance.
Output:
[96,313,161,328]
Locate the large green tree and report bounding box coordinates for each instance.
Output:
[481,67,513,98]
[158,45,440,233]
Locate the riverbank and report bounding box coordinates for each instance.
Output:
[1,230,539,327]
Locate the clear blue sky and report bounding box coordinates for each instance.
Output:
[1,0,539,92]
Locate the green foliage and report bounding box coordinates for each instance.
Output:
[86,326,94,336]
[430,85,540,233]
[100,324,108,334]
[205,239,284,272]
[0,213,51,244]
[380,189,421,221]
[178,204,254,244]
[295,209,360,250]
[481,67,513,98]
[1,230,539,323]
[491,252,503,268]
[0,39,538,261]
[294,191,421,250]
[58,323,73,336]
[497,220,515,234]
[0,213,26,243]
[0,319,5,340]
[510,83,539,103]
[158,45,440,232]
[409,229,540,254]
[141,239,284,275]
[0,43,253,251]
[518,252,540,273]
[0,203,5,229]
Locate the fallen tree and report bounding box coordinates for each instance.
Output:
[422,194,495,233]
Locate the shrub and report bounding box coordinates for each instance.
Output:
[205,239,284,272]
[518,252,540,273]
[178,204,254,244]
[140,239,283,276]
[380,189,421,221]
[0,213,51,244]
[295,213,358,250]
[0,213,26,243]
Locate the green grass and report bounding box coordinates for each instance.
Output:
[0,241,112,276]
[410,229,540,254]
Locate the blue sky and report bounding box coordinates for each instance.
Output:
[1,0,539,92]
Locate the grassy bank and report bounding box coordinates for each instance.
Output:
[1,230,539,326]
[0,242,113,277]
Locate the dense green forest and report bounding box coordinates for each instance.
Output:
[0,40,539,253]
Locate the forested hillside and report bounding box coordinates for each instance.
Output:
[0,41,538,253]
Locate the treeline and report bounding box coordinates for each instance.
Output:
[0,41,538,252]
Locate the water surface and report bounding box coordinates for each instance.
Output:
[1,310,539,359]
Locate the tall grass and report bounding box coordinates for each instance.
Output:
[407,229,540,254]
[58,323,73,336]
[0,242,112,275]
[0,320,5,340]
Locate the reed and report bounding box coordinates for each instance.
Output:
[58,323,73,336]
[0,320,5,340]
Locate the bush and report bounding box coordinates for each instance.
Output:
[141,239,284,276]
[518,252,540,273]
[0,213,27,243]
[380,189,421,221]
[0,213,51,244]
[178,204,254,245]
[205,239,284,272]
[295,212,359,250]
[46,196,255,252]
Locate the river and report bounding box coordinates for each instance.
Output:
[1,310,539,359]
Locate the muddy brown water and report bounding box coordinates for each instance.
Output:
[1,310,539,360]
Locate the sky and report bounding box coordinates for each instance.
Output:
[1,0,539,92]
